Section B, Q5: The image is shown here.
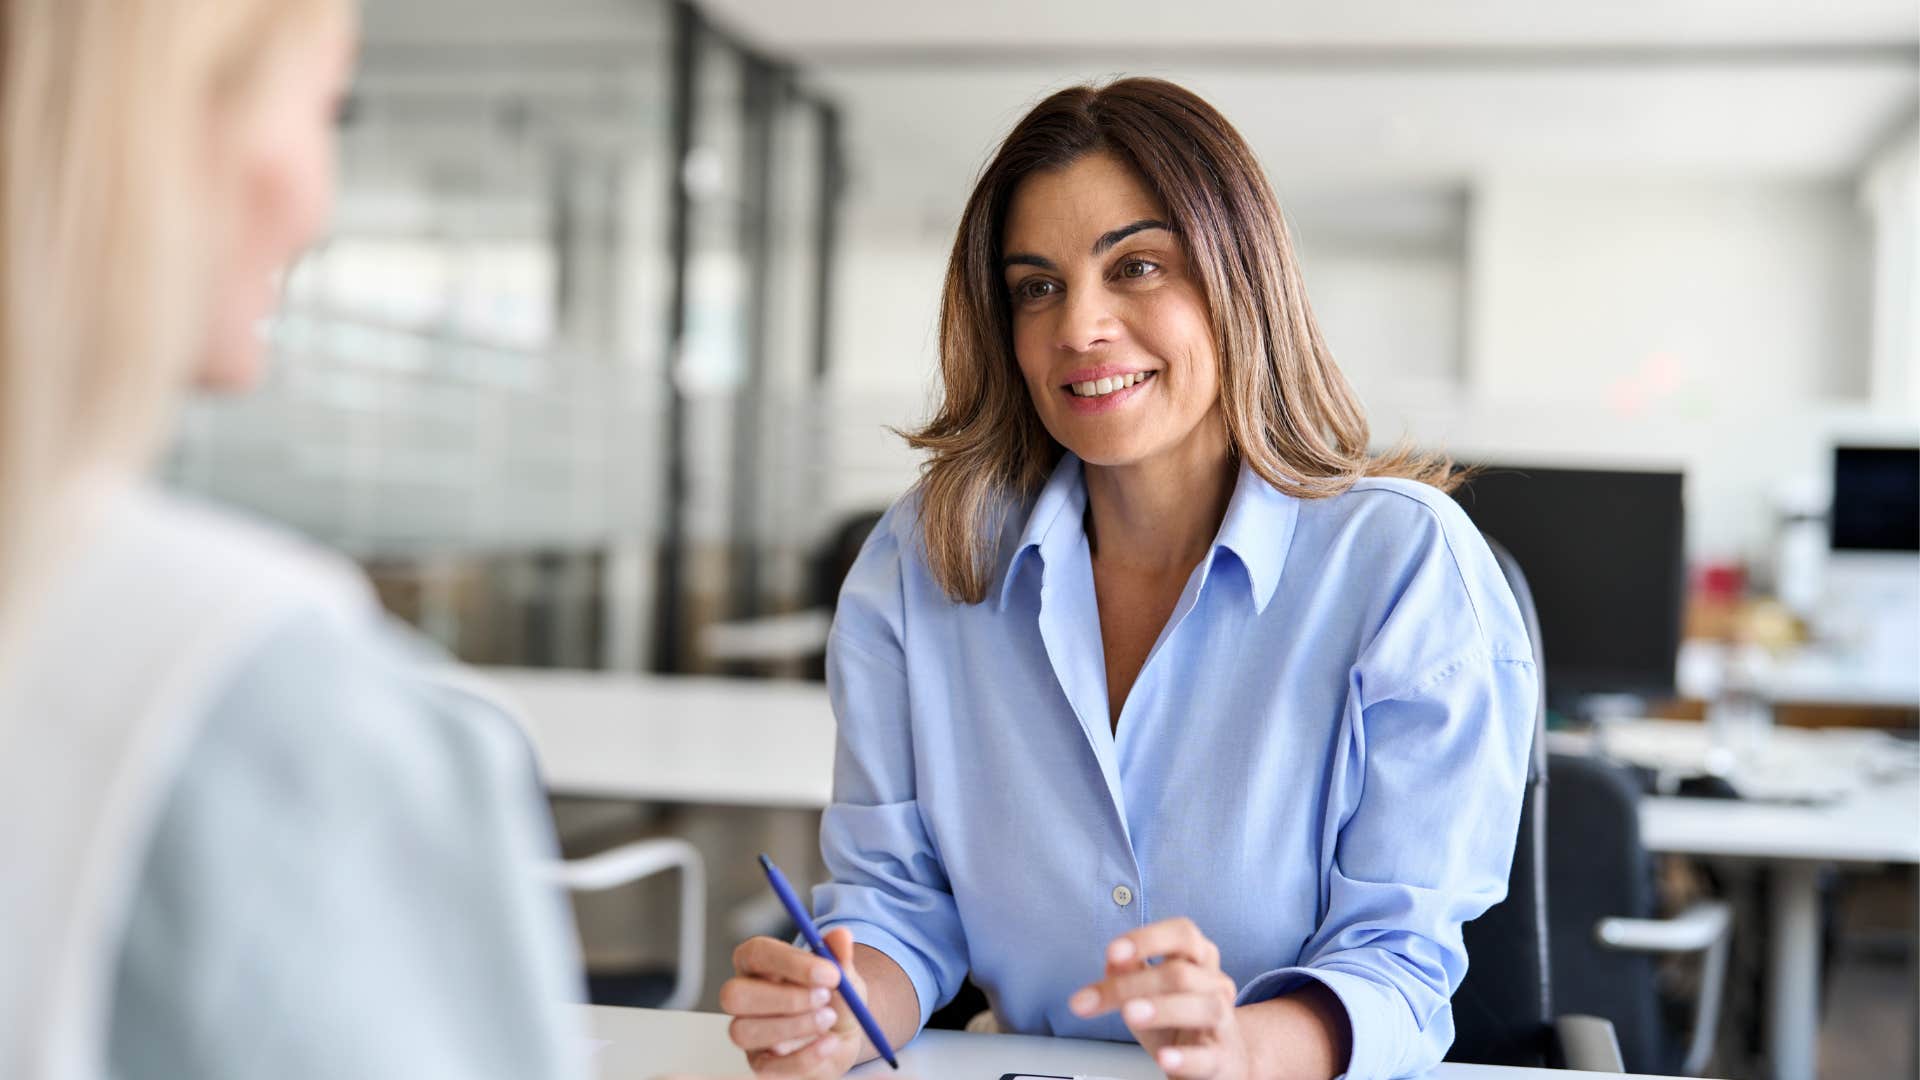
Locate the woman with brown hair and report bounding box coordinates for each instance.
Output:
[721,78,1537,1080]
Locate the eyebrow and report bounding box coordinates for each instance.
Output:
[1000,218,1176,273]
[1092,218,1173,255]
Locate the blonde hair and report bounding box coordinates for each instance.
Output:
[906,78,1460,603]
[0,0,338,649]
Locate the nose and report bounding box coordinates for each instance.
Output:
[1054,284,1119,354]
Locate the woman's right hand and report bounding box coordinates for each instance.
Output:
[721,929,867,1078]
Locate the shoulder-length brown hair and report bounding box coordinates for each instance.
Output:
[904,76,1458,604]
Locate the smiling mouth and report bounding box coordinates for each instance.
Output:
[1065,371,1154,398]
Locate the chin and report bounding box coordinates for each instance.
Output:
[1057,434,1159,469]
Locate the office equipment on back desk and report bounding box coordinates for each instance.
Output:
[581,1006,1677,1079]
[1819,444,1920,698]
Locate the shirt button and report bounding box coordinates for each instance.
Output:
[1111,884,1134,907]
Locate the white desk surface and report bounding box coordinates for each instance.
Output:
[479,668,835,808]
[1552,719,1920,865]
[1640,781,1920,864]
[582,1006,1671,1080]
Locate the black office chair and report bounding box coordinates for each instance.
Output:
[803,509,888,680]
[1447,536,1623,1071]
[1548,752,1732,1076]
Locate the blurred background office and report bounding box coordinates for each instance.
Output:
[156,2,1917,1077]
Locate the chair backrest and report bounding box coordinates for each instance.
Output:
[1546,752,1666,1073]
[805,510,888,679]
[1446,536,1554,1067]
[810,510,888,612]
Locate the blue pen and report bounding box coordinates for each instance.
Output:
[758,854,900,1070]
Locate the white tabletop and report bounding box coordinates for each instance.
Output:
[580,1006,1671,1080]
[1551,719,1920,865]
[1640,780,1920,863]
[479,668,836,808]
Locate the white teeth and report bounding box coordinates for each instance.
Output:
[1069,372,1152,398]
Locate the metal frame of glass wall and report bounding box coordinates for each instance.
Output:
[653,1,845,673]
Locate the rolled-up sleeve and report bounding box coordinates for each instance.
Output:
[1237,648,1537,1080]
[811,513,970,1034]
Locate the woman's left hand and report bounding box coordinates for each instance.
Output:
[1068,917,1252,1080]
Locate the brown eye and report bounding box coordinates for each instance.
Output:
[1119,259,1158,279]
[1014,279,1058,301]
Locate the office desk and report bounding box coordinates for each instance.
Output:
[479,667,835,808]
[582,1005,1672,1079]
[1640,785,1920,1080]
[1563,721,1920,1080]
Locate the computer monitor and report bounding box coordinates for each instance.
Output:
[1830,445,1919,554]
[1451,464,1686,708]
[1823,445,1920,667]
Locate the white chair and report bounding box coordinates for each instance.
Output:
[551,835,706,1011]
[430,666,707,1011]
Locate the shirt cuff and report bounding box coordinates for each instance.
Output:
[812,918,943,1036]
[1237,964,1408,1080]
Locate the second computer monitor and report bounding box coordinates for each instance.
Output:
[1451,464,1686,709]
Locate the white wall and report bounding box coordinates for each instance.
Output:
[1299,248,1463,401]
[1429,176,1876,565]
[1860,120,1920,415]
[1466,177,1871,403]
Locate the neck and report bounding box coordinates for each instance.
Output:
[1082,418,1237,577]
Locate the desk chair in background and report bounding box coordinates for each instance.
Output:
[1547,753,1732,1076]
[1453,537,1733,1076]
[803,510,888,680]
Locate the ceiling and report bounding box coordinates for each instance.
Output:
[349,1,1919,237]
[701,0,1919,51]
[699,0,1919,235]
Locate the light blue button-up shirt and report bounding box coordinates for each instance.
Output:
[813,453,1538,1080]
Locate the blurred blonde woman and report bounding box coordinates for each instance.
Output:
[0,3,583,1077]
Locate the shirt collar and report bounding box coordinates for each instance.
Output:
[994,454,1088,612]
[1210,456,1297,615]
[994,453,1297,615]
